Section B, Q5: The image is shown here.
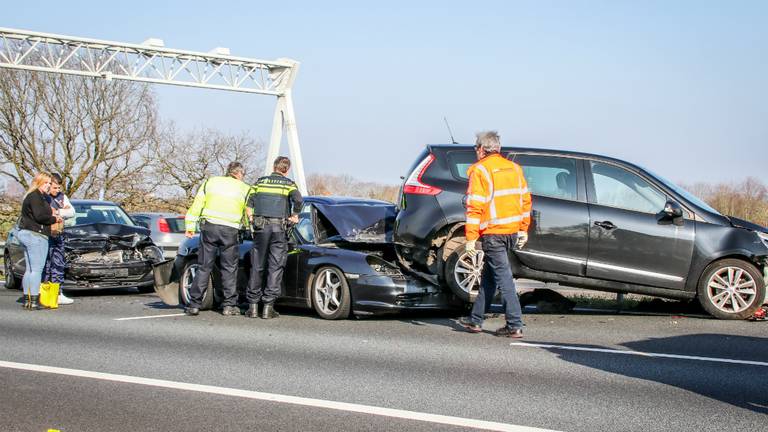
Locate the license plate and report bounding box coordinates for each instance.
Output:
[91,268,129,277]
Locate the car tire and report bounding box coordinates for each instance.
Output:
[697,258,766,320]
[4,253,20,290]
[442,236,483,303]
[310,266,351,320]
[178,259,214,311]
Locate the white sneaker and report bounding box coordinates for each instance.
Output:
[58,293,74,305]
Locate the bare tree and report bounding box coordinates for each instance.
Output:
[308,173,399,203]
[0,67,158,199]
[152,123,265,203]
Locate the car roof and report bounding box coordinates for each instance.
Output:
[426,144,649,172]
[129,212,183,217]
[70,199,120,206]
[303,195,392,206]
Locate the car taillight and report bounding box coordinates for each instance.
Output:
[402,154,442,196]
[158,218,171,233]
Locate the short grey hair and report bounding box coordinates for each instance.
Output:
[475,131,501,153]
[226,161,245,177]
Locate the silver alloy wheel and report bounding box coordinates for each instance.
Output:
[4,256,12,286]
[706,266,757,313]
[181,263,200,305]
[314,268,343,315]
[453,250,484,297]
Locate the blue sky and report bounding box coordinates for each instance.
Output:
[4,1,767,185]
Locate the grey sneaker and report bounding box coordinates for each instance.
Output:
[494,327,523,338]
[458,316,482,333]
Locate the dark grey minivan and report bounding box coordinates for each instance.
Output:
[394,145,768,319]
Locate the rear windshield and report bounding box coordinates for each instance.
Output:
[165,217,186,233]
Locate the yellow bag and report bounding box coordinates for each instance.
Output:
[39,282,60,309]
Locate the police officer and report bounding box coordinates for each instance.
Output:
[246,156,303,319]
[184,162,252,316]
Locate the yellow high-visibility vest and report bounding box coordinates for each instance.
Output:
[185,176,251,231]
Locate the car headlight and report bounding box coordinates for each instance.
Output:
[141,246,165,263]
[758,231,768,248]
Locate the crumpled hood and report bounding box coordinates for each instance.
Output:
[313,201,396,244]
[727,216,768,234]
[64,223,153,250]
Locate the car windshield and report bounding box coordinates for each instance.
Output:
[66,203,136,227]
[642,168,721,215]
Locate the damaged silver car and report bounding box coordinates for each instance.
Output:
[4,200,164,292]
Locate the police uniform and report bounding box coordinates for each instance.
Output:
[185,175,251,313]
[246,172,302,317]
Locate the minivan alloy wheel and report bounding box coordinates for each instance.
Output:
[706,266,757,314]
[453,250,484,297]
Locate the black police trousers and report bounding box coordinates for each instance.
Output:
[188,222,240,309]
[246,222,287,305]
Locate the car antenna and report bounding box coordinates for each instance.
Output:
[443,117,458,144]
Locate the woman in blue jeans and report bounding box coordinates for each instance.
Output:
[17,172,63,310]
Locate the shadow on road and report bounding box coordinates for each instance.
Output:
[535,334,768,414]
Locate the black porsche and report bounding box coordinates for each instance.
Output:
[153,196,463,319]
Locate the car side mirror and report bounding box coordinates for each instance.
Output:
[659,200,684,226]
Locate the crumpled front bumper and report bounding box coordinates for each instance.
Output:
[63,260,154,289]
[153,258,180,306]
[348,273,463,315]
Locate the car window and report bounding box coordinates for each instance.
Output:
[294,203,315,243]
[590,161,667,213]
[513,155,579,201]
[446,150,477,180]
[68,204,136,227]
[165,217,186,233]
[132,215,150,228]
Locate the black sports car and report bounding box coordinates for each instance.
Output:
[153,196,463,319]
[4,200,164,292]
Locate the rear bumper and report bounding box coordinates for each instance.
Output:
[349,273,462,315]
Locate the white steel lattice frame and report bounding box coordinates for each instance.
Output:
[0,27,307,194]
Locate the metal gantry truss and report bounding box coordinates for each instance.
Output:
[0,26,307,194]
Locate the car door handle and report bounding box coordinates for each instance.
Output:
[594,220,617,230]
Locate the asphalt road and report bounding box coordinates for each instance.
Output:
[0,284,766,432]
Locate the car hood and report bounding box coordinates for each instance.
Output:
[313,201,396,244]
[64,223,154,251]
[727,216,768,234]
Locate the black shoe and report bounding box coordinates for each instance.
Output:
[261,303,279,319]
[494,327,523,338]
[185,307,200,316]
[458,316,482,333]
[221,306,240,316]
[246,303,259,318]
[23,295,41,311]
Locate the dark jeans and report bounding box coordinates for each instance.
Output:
[470,234,523,330]
[247,222,287,305]
[44,236,65,284]
[189,222,239,308]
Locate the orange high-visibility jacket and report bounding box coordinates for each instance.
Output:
[465,154,532,241]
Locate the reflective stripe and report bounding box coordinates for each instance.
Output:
[494,188,528,196]
[475,164,493,186]
[522,212,530,218]
[480,215,524,229]
[200,218,241,229]
[467,194,487,203]
[466,217,481,225]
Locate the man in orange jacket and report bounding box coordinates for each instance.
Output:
[459,131,532,338]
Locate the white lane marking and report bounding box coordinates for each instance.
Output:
[113,313,186,321]
[0,360,558,432]
[510,342,768,367]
